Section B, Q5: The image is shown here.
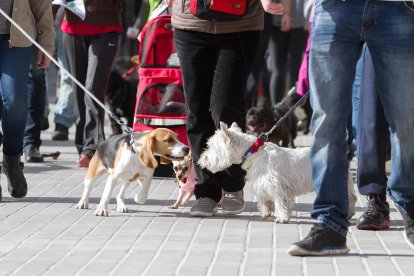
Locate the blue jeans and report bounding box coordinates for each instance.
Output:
[23,45,47,150]
[0,35,31,155]
[309,0,414,236]
[53,26,77,128]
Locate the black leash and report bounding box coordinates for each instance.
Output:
[242,90,309,162]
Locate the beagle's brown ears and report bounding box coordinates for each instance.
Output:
[139,135,158,169]
[159,156,171,165]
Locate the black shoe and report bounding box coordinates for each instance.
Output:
[3,153,27,198]
[287,224,350,256]
[24,146,44,163]
[41,117,49,131]
[357,195,390,230]
[396,204,414,248]
[51,123,69,141]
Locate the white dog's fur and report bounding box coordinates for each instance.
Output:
[198,122,356,223]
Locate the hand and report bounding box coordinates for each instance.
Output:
[126,27,140,39]
[280,13,293,32]
[37,50,50,69]
[165,0,174,6]
[260,0,284,15]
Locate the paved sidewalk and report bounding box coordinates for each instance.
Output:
[0,119,413,276]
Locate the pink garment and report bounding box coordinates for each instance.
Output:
[179,164,196,194]
[296,4,314,96]
[296,33,311,96]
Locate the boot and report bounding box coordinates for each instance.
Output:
[3,153,27,198]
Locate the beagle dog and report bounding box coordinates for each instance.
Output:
[76,128,190,216]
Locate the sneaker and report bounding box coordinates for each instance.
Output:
[287,224,350,256]
[395,204,414,248]
[51,123,69,141]
[190,197,218,217]
[357,195,390,230]
[222,190,244,215]
[77,154,91,168]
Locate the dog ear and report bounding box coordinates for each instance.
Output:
[159,156,171,164]
[139,135,158,169]
[220,122,231,138]
[230,122,241,131]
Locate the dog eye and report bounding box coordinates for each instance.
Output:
[165,137,174,143]
[173,166,178,171]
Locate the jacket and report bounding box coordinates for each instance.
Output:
[9,0,55,55]
[171,0,264,34]
[65,0,123,26]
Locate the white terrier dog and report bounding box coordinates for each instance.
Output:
[198,122,356,223]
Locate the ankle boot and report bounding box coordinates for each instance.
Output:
[3,153,27,198]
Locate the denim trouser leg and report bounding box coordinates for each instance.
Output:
[54,26,78,129]
[310,0,414,235]
[23,46,47,150]
[356,47,389,197]
[0,36,31,156]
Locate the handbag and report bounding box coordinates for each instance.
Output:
[190,0,247,21]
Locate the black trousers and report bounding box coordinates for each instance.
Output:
[267,27,308,105]
[357,47,389,197]
[63,32,119,157]
[174,29,260,202]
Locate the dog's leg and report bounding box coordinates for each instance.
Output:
[273,195,292,224]
[116,182,129,213]
[134,177,152,204]
[258,200,274,220]
[95,174,119,216]
[182,191,194,205]
[169,191,185,209]
[76,170,105,210]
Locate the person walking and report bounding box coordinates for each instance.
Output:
[0,0,55,200]
[167,0,285,216]
[60,0,123,167]
[288,0,414,256]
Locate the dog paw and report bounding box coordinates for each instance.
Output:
[274,217,290,224]
[95,206,109,217]
[134,193,147,204]
[116,204,128,213]
[76,201,89,209]
[260,212,272,220]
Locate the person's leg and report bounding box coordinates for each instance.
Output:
[81,32,119,158]
[211,31,260,214]
[53,26,78,141]
[286,28,308,88]
[267,26,288,106]
[0,36,31,198]
[23,45,46,162]
[245,13,271,108]
[174,30,221,203]
[63,32,88,156]
[366,1,414,245]
[288,0,364,256]
[355,46,390,230]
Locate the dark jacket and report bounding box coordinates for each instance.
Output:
[65,0,123,26]
[171,0,264,34]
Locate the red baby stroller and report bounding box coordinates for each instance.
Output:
[133,14,187,145]
[133,15,187,176]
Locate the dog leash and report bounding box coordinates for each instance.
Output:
[241,90,309,163]
[0,9,137,143]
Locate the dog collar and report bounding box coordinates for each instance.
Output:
[241,133,267,163]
